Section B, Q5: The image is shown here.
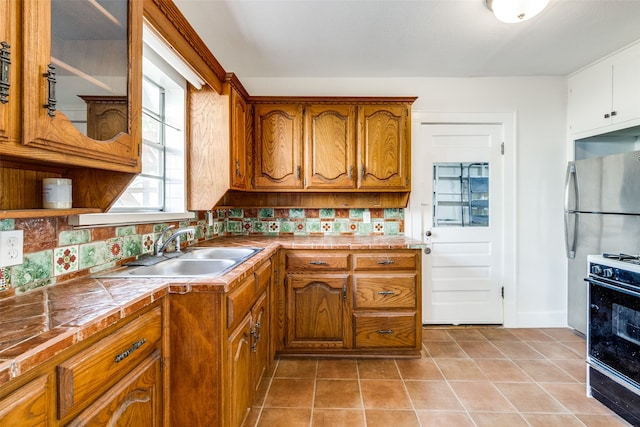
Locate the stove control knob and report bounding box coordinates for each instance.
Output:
[603,268,614,278]
[591,265,602,275]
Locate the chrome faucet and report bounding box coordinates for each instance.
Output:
[154,225,195,256]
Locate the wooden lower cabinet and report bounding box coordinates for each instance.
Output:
[285,274,350,349]
[169,257,273,427]
[0,375,50,426]
[278,249,422,357]
[66,351,162,427]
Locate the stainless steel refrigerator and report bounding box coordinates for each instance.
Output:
[564,150,640,334]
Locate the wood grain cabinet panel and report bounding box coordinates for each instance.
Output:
[57,306,162,419]
[226,313,253,427]
[353,274,416,309]
[67,351,161,427]
[304,104,357,189]
[0,375,50,427]
[286,274,350,349]
[354,313,416,348]
[358,104,410,190]
[229,85,250,190]
[253,104,304,189]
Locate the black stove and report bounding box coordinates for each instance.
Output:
[587,254,640,426]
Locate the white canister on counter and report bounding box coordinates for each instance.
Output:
[43,178,72,209]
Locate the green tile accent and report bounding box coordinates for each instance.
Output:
[11,250,53,288]
[357,222,372,235]
[279,221,295,233]
[289,208,305,218]
[79,241,110,270]
[252,221,267,233]
[0,219,15,231]
[333,219,350,233]
[59,229,91,246]
[227,220,242,233]
[123,235,143,258]
[258,208,274,218]
[228,208,243,218]
[384,208,402,219]
[306,219,321,233]
[350,208,364,219]
[385,221,400,235]
[319,208,335,218]
[116,225,136,237]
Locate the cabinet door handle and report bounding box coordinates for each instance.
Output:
[343,285,347,302]
[361,165,365,179]
[309,260,327,265]
[43,64,57,117]
[114,338,146,363]
[235,160,241,176]
[377,291,395,295]
[0,41,10,104]
[377,259,394,265]
[296,165,301,180]
[376,329,394,335]
[349,165,354,180]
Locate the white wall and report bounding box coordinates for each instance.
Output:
[242,76,568,328]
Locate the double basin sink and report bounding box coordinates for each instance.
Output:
[97,247,263,278]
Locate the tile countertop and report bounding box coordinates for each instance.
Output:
[0,235,423,387]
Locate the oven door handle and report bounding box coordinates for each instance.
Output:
[585,276,640,299]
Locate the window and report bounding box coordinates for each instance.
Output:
[110,31,187,213]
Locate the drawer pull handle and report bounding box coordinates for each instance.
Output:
[377,260,394,265]
[0,41,10,104]
[377,329,394,335]
[115,338,146,363]
[43,64,57,117]
[309,260,327,265]
[377,291,395,295]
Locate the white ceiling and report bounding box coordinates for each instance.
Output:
[173,0,640,79]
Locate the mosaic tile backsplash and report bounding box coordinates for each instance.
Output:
[0,208,403,294]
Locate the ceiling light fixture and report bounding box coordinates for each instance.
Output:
[485,0,550,23]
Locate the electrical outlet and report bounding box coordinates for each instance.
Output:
[207,211,214,226]
[0,230,24,267]
[362,211,371,223]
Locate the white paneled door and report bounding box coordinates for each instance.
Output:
[414,123,505,324]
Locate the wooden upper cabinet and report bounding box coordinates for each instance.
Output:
[358,104,410,190]
[20,0,142,172]
[304,104,357,189]
[230,86,249,190]
[253,104,304,189]
[0,0,18,145]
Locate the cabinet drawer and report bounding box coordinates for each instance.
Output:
[227,274,257,329]
[57,306,162,419]
[353,275,416,309]
[354,313,416,348]
[285,252,349,271]
[352,252,416,270]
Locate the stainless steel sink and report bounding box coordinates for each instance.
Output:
[180,247,261,260]
[95,247,263,278]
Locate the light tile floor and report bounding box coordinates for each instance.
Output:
[244,326,631,427]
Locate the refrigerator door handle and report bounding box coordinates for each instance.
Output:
[564,212,577,259]
[564,163,578,211]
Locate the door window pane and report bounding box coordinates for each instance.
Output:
[433,162,489,227]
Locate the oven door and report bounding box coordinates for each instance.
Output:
[588,276,640,385]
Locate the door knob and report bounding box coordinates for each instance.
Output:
[424,247,431,255]
[425,231,432,237]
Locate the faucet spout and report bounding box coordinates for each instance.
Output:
[155,226,194,256]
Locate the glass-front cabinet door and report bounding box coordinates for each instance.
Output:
[21,0,142,172]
